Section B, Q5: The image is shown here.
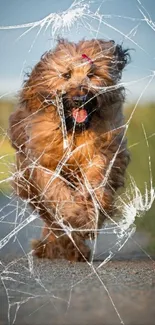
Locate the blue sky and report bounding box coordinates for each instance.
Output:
[0,0,155,102]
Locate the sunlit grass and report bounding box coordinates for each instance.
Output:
[0,137,15,192]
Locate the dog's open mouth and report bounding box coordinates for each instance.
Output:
[72,95,89,124]
[62,92,97,131]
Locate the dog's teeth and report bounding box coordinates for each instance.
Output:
[73,96,81,100]
[73,95,87,101]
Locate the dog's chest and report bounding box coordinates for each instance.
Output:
[62,132,96,181]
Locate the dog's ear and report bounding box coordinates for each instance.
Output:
[114,44,130,71]
[8,107,28,150]
[110,41,130,80]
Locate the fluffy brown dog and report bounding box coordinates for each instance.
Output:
[9,39,130,262]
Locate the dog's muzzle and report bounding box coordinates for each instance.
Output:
[71,95,89,124]
[63,92,97,127]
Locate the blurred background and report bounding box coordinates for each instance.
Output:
[0,0,155,256]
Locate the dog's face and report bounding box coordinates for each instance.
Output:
[22,39,130,132]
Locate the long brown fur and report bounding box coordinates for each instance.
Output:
[9,39,130,262]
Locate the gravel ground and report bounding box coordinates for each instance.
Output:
[0,258,155,325]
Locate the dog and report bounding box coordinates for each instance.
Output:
[9,38,130,262]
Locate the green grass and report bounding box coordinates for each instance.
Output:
[125,104,155,253]
[0,138,15,192]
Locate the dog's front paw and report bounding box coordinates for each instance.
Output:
[31,239,48,258]
[31,238,63,260]
[65,241,91,262]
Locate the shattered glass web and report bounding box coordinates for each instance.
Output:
[0,0,155,324]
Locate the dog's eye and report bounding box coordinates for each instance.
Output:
[62,71,71,80]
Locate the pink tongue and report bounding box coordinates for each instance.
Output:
[72,108,88,123]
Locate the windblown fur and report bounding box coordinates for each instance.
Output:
[9,39,130,262]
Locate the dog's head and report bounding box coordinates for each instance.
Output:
[22,39,130,132]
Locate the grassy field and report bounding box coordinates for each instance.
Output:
[0,99,16,192]
[0,138,15,193]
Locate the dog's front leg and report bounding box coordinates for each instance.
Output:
[31,166,92,261]
[31,166,97,233]
[81,143,130,220]
[81,156,114,219]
